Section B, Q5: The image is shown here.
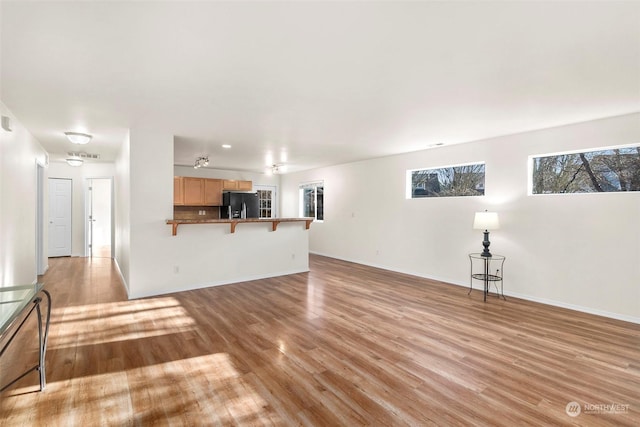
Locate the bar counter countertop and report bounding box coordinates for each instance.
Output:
[166,217,314,236]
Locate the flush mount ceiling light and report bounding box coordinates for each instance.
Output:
[64,131,92,145]
[66,157,84,167]
[194,156,209,169]
[221,144,232,149]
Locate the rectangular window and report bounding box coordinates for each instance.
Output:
[407,162,485,198]
[531,145,640,194]
[299,181,324,221]
[256,188,275,218]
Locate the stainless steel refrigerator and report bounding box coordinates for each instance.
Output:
[221,192,259,219]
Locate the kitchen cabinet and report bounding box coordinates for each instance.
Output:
[204,178,223,206]
[222,180,252,191]
[183,178,205,205]
[180,177,223,206]
[174,177,184,205]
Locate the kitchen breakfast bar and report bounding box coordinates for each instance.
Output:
[166,217,314,236]
[129,216,316,299]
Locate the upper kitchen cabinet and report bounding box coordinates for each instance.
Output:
[180,177,223,206]
[223,180,252,191]
[204,178,223,206]
[174,177,184,205]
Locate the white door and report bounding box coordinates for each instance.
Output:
[86,178,112,258]
[48,178,72,257]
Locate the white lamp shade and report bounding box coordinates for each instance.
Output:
[473,211,499,230]
[64,132,92,145]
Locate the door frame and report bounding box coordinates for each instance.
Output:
[36,161,47,275]
[84,177,115,258]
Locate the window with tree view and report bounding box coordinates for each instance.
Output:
[531,145,640,194]
[409,163,485,198]
[300,182,323,221]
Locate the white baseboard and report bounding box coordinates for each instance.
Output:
[128,267,310,300]
[309,251,640,325]
[501,291,640,325]
[113,258,130,296]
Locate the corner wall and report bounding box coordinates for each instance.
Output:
[114,130,131,292]
[280,113,640,322]
[126,128,308,299]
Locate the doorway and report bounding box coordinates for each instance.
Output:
[48,178,72,257]
[85,178,113,258]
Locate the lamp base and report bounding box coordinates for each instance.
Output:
[481,230,492,257]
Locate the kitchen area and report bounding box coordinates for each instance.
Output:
[168,175,312,235]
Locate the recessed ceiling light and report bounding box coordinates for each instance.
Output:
[222,144,231,149]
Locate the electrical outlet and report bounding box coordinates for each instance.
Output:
[174,265,179,274]
[291,253,296,260]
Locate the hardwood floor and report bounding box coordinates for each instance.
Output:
[1,255,638,426]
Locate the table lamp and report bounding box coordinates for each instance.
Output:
[473,211,499,257]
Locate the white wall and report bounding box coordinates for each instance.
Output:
[0,101,48,286]
[125,129,308,299]
[47,161,115,257]
[281,113,640,323]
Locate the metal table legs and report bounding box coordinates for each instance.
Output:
[1,289,52,392]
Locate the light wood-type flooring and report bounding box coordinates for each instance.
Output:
[1,255,639,426]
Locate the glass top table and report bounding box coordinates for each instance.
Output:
[0,284,43,335]
[0,283,51,392]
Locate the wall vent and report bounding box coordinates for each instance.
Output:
[67,151,100,159]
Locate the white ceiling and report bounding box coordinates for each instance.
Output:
[2,1,639,173]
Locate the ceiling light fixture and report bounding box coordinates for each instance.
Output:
[267,164,287,175]
[66,157,84,167]
[194,156,209,169]
[222,144,232,149]
[64,131,92,145]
